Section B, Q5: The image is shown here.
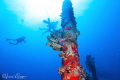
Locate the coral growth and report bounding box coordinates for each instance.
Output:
[46,0,91,80]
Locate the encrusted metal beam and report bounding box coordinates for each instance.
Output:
[46,0,91,80]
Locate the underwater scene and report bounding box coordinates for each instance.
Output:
[0,0,120,80]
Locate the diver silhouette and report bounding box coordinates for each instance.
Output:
[39,18,58,35]
[6,36,27,45]
[85,55,98,80]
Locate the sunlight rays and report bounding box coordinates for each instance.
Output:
[4,0,92,29]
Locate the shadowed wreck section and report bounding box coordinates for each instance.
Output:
[46,0,91,80]
[85,55,98,80]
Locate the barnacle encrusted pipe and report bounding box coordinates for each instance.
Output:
[46,0,91,80]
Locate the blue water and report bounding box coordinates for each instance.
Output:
[0,0,120,80]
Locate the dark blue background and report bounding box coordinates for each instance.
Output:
[0,0,120,80]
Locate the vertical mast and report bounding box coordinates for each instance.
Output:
[46,0,89,80]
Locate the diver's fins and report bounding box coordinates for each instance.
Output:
[6,39,12,41]
[43,20,49,24]
[43,18,50,24]
[9,42,14,44]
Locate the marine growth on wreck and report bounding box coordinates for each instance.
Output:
[46,0,91,80]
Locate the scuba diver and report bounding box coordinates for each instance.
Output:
[85,55,98,80]
[39,18,58,35]
[6,36,27,45]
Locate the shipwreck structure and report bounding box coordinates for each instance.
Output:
[85,55,98,80]
[46,0,91,80]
